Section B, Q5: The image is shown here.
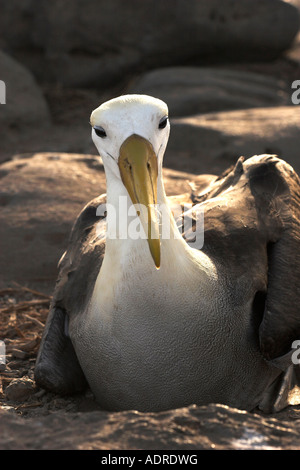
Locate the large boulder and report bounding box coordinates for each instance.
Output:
[128,67,291,117]
[0,152,198,293]
[0,51,50,127]
[0,0,298,87]
[166,106,300,174]
[0,51,51,161]
[286,0,300,63]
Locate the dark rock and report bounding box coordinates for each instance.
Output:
[5,378,35,402]
[0,51,50,127]
[0,0,298,87]
[166,106,300,174]
[0,51,51,161]
[128,67,291,117]
[0,152,106,293]
[286,0,300,63]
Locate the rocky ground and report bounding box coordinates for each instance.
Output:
[1,0,300,451]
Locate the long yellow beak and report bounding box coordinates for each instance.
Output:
[118,134,160,269]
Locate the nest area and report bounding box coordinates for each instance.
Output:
[0,286,50,354]
[0,286,50,413]
[0,285,100,418]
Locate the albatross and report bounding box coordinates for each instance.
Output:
[35,94,300,413]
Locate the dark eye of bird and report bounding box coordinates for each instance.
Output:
[158,116,168,129]
[94,126,107,138]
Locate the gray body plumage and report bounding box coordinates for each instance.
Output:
[35,153,300,412]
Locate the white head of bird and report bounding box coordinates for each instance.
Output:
[90,94,171,269]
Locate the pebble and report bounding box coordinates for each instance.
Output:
[4,378,35,402]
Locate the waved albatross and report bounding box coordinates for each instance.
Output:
[35,94,300,413]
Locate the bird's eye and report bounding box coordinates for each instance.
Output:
[158,116,168,130]
[94,126,107,138]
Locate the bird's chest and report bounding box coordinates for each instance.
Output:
[69,261,232,409]
[80,264,214,348]
[69,250,273,412]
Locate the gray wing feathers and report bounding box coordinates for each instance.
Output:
[35,195,106,394]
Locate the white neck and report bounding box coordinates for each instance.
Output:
[103,164,190,262]
[90,163,218,319]
[94,167,214,280]
[90,165,217,319]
